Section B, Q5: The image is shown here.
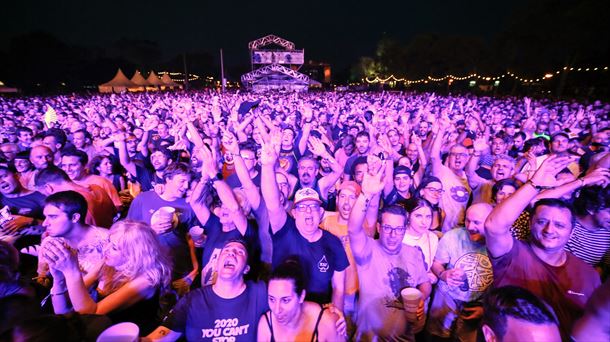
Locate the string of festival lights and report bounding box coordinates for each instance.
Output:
[364,66,609,84]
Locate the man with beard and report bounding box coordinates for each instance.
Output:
[343,131,371,180]
[508,131,526,158]
[292,136,342,206]
[430,119,472,232]
[127,162,199,295]
[348,163,431,341]
[114,130,172,191]
[466,146,517,204]
[261,138,348,312]
[485,155,602,340]
[145,240,268,342]
[427,203,494,341]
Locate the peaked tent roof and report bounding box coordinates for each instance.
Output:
[100,69,137,88]
[99,69,140,93]
[147,71,165,86]
[161,73,180,87]
[131,70,151,86]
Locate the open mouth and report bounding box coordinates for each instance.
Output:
[0,183,11,191]
[223,258,237,269]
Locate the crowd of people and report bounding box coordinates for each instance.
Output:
[0,89,609,341]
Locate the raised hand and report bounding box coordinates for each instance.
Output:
[200,145,219,179]
[260,140,279,166]
[308,136,329,157]
[362,158,385,196]
[472,136,489,153]
[221,130,239,155]
[582,167,610,187]
[530,155,573,187]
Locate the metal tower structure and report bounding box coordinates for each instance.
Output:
[241,34,311,92]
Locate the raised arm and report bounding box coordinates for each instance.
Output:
[348,161,385,258]
[309,137,342,200]
[204,145,247,235]
[411,135,427,187]
[485,155,573,257]
[223,130,261,210]
[429,118,449,178]
[112,131,137,177]
[465,136,488,189]
[260,131,288,233]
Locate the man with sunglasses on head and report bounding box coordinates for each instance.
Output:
[261,138,348,313]
[348,161,431,341]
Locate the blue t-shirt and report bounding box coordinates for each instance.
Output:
[127,191,199,280]
[162,281,268,341]
[271,216,349,305]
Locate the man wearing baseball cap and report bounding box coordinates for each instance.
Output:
[261,143,349,313]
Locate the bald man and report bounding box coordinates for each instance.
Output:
[428,203,495,341]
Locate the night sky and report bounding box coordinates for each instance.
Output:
[4,0,528,70]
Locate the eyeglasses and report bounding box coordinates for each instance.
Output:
[424,187,444,194]
[381,224,406,235]
[295,204,320,212]
[240,155,256,161]
[449,153,469,158]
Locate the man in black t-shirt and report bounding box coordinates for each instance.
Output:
[261,140,348,312]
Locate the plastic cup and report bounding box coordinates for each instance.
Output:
[189,226,206,247]
[96,322,139,342]
[157,206,176,221]
[401,287,423,322]
[150,207,176,234]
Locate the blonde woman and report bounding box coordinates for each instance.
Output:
[42,220,171,335]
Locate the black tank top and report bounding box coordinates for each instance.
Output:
[263,304,327,342]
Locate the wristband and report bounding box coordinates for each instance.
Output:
[526,179,543,191]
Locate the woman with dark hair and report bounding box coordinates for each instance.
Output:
[257,259,343,342]
[491,178,519,205]
[491,179,530,241]
[88,154,127,192]
[402,198,439,284]
[416,176,445,235]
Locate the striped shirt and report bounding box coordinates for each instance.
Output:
[565,221,610,268]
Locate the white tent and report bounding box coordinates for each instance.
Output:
[146,71,165,89]
[160,73,182,90]
[131,70,151,89]
[98,69,139,93]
